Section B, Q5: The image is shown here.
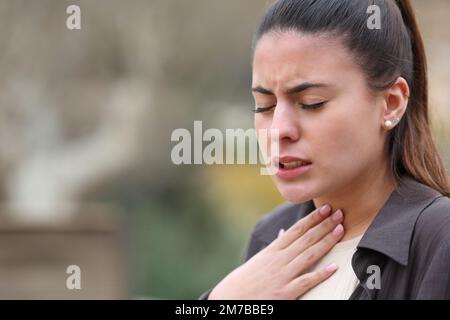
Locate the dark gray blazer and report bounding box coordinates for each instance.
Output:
[199,175,450,300]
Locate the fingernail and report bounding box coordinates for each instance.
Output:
[332,224,344,236]
[331,210,343,222]
[325,263,338,272]
[319,204,331,216]
[278,228,285,237]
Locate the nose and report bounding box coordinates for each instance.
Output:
[270,101,300,143]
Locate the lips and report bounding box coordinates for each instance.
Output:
[275,156,313,180]
[279,156,312,169]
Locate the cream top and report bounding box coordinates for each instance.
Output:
[298,234,363,300]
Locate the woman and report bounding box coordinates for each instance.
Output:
[200,0,450,300]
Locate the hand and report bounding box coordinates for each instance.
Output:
[208,204,344,299]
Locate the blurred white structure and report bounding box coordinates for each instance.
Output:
[1,80,151,223]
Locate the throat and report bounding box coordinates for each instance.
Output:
[314,173,397,242]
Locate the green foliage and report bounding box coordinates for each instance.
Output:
[130,184,250,299]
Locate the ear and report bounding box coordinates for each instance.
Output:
[381,77,410,130]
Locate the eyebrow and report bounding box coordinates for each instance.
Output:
[252,82,329,95]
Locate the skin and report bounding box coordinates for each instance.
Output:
[209,31,409,300]
[253,31,410,241]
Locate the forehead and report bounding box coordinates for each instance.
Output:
[252,31,359,89]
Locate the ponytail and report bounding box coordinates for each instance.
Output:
[391,0,450,196]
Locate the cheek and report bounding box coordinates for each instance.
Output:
[311,109,377,171]
[254,116,271,141]
[254,115,273,129]
[254,117,264,131]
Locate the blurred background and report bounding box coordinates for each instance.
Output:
[0,0,448,299]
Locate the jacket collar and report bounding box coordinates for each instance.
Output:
[354,175,442,266]
[256,175,442,267]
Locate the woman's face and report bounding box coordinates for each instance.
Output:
[253,31,389,203]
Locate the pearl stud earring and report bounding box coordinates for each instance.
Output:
[384,117,400,129]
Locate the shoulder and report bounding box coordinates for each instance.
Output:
[251,201,304,245]
[409,196,450,298]
[414,195,450,245]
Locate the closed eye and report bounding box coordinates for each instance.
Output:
[253,101,327,113]
[299,101,327,110]
[253,105,276,113]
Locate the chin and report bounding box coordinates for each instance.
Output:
[274,181,316,204]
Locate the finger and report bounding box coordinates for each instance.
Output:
[284,209,343,258]
[286,263,338,299]
[285,223,344,276]
[271,204,332,250]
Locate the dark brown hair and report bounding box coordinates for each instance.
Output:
[254,0,450,197]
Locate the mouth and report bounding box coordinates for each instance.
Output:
[279,156,312,169]
[275,156,312,180]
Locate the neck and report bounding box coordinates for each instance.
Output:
[313,164,397,241]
